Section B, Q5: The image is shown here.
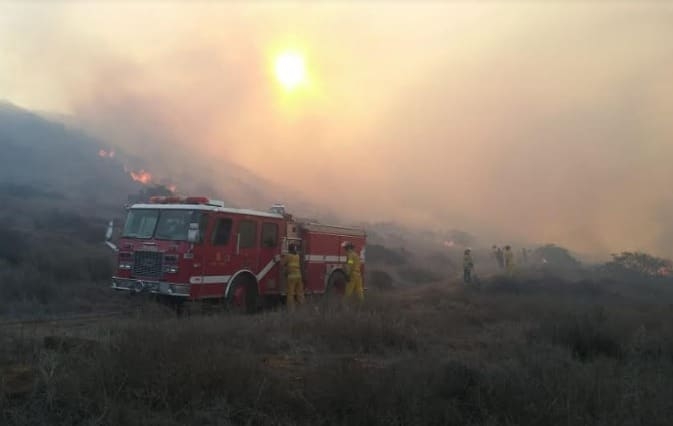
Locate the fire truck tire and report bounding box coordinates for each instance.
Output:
[227,275,259,314]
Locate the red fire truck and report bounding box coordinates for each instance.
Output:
[109,196,366,312]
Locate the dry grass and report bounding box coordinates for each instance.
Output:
[0,216,116,319]
[2,277,673,425]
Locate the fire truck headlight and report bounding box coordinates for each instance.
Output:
[163,265,179,273]
[118,262,133,270]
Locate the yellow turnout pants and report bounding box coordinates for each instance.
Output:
[345,273,364,302]
[506,263,515,276]
[286,274,305,309]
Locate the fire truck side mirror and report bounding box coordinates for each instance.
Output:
[187,223,200,243]
[105,220,113,241]
[104,220,118,252]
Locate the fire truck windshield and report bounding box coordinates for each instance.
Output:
[122,209,158,239]
[122,209,206,241]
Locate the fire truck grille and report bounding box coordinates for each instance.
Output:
[132,251,163,279]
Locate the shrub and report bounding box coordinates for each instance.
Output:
[604,251,672,279]
[528,308,625,361]
[531,244,581,268]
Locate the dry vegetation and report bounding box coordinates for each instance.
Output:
[3,276,673,426]
[0,186,137,319]
[0,224,116,319]
[2,187,673,425]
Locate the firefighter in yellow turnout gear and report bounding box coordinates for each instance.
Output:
[283,244,305,310]
[343,242,364,302]
[504,245,515,276]
[463,249,474,284]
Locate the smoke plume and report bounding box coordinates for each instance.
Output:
[2,2,673,256]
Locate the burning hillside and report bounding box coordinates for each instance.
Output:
[125,167,177,193]
[97,146,177,192]
[128,169,152,185]
[125,168,177,193]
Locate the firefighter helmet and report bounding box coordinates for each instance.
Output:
[342,241,354,250]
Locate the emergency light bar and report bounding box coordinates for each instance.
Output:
[148,195,225,207]
[148,196,170,203]
[185,196,209,204]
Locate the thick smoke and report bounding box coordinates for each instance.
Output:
[2,2,673,256]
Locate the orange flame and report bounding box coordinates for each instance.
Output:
[122,164,176,191]
[130,170,152,184]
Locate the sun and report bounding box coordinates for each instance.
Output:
[274,51,307,91]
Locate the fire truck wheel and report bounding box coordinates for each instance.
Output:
[227,276,259,315]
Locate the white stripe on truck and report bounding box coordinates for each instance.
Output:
[304,255,348,262]
[256,258,278,281]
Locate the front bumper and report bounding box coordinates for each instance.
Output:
[111,277,190,297]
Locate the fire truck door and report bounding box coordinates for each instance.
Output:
[233,218,259,272]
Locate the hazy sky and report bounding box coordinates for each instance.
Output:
[1,2,673,256]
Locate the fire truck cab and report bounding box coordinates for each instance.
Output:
[111,196,366,312]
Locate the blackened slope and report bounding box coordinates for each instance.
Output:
[0,102,137,209]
